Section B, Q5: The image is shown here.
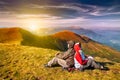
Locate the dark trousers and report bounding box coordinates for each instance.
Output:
[83,58,101,69]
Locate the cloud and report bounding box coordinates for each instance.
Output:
[15,14,62,19]
[30,3,98,15]
[89,5,120,16]
[0,1,7,5]
[0,12,89,28]
[0,1,120,18]
[110,40,120,44]
[0,0,120,29]
[30,3,120,17]
[31,3,89,12]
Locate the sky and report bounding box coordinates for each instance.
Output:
[0,0,120,31]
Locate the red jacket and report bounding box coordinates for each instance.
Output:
[74,43,88,65]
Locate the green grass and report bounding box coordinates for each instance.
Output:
[0,27,67,51]
[19,28,67,51]
[0,43,120,80]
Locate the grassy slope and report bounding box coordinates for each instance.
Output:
[0,27,66,51]
[0,28,120,61]
[52,30,120,62]
[0,28,22,44]
[0,43,120,80]
[19,28,67,51]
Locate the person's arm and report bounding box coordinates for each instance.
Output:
[82,60,88,65]
[75,51,88,65]
[75,53,83,65]
[55,52,64,59]
[62,49,74,60]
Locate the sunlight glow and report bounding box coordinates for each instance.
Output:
[29,23,38,31]
[23,19,41,31]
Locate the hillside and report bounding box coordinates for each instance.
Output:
[0,28,120,79]
[0,28,22,44]
[0,28,66,51]
[0,43,120,80]
[19,28,66,51]
[0,28,120,62]
[36,27,120,51]
[52,30,120,62]
[52,30,93,42]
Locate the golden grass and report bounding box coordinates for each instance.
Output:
[0,28,22,44]
[0,43,120,80]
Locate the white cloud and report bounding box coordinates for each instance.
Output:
[31,3,120,16]
[0,12,120,29]
[0,3,120,30]
[30,3,107,16]
[0,12,89,28]
[30,3,88,12]
[110,40,120,44]
[15,14,62,19]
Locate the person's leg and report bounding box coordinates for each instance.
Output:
[57,58,69,68]
[91,61,101,69]
[83,58,93,69]
[47,57,68,68]
[47,57,58,67]
[82,58,107,70]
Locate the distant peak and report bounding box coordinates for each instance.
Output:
[52,30,92,43]
[56,30,75,33]
[69,26,83,29]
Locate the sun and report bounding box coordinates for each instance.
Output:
[22,18,45,32]
[30,24,38,31]
[24,19,40,31]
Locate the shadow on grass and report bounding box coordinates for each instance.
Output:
[91,61,114,71]
[99,62,114,66]
[82,62,113,71]
[44,62,112,72]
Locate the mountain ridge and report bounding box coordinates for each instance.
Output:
[0,27,120,62]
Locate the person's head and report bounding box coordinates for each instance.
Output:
[74,42,82,51]
[67,40,75,49]
[79,42,81,47]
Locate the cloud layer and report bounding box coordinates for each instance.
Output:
[0,0,120,29]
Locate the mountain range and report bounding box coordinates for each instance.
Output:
[35,27,120,51]
[0,27,120,62]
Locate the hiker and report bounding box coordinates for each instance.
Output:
[44,40,75,71]
[74,42,105,71]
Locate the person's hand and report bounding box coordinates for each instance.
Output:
[85,55,89,58]
[88,56,94,60]
[55,52,60,56]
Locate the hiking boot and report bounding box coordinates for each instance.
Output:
[62,67,68,71]
[100,66,109,70]
[78,66,84,72]
[100,65,104,69]
[79,68,84,72]
[67,68,75,72]
[44,64,51,68]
